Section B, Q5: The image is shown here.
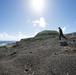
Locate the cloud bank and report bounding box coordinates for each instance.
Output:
[32,17,46,28]
[0,32,31,41]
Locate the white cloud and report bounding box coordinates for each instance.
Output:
[32,17,46,28]
[62,27,67,32]
[33,20,39,26]
[0,32,32,41]
[62,25,69,33]
[34,31,39,35]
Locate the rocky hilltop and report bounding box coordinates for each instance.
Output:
[0,30,76,75]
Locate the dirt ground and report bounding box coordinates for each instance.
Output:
[0,35,76,75]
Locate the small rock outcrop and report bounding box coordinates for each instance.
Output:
[60,41,68,46]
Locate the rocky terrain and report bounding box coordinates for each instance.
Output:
[0,30,76,75]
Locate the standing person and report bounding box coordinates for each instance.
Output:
[58,27,67,40]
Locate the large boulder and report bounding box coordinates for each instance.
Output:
[60,41,68,46]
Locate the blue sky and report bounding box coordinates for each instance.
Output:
[0,0,76,41]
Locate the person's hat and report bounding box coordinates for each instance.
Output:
[58,27,61,29]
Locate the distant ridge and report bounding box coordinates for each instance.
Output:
[35,30,59,37]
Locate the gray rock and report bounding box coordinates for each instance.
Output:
[60,41,68,46]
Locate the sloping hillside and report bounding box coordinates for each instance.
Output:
[35,30,59,37]
[0,30,76,75]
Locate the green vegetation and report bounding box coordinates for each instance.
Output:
[21,36,51,42]
[21,30,59,42]
[5,43,16,48]
[0,43,16,49]
[35,30,59,37]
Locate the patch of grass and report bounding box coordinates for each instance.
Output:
[6,43,16,48]
[35,30,59,37]
[21,35,58,43]
[21,30,59,43]
[21,37,35,42]
[1,43,16,49]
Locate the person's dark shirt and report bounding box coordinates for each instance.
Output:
[59,28,63,35]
